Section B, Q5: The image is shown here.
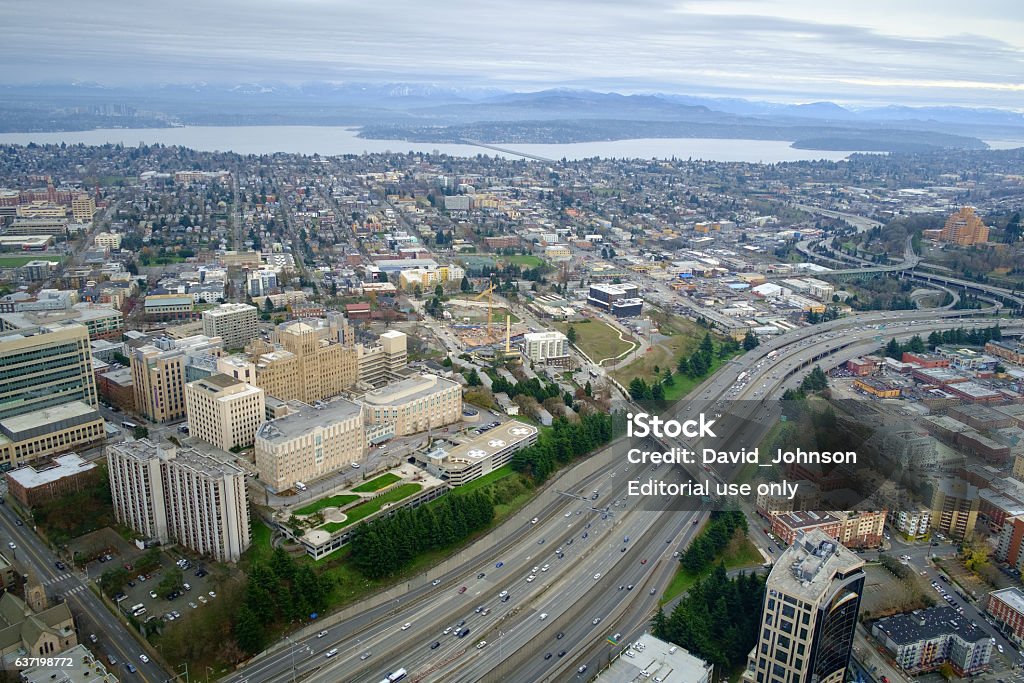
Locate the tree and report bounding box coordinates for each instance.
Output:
[263,297,273,314]
[651,383,665,402]
[629,378,649,401]
[584,381,593,397]
[434,284,444,298]
[699,333,714,356]
[566,326,577,345]
[742,331,760,351]
[234,605,265,654]
[132,426,149,440]
[460,275,471,292]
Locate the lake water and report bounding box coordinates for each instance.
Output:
[0,125,865,163]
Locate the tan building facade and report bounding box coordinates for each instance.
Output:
[0,323,97,420]
[255,398,366,492]
[361,374,462,437]
[131,335,223,423]
[201,303,258,350]
[185,373,265,451]
[939,207,990,245]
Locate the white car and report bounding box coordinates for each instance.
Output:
[531,517,539,524]
[539,613,548,620]
[401,623,411,630]
[593,573,601,580]
[139,654,149,663]
[476,640,487,649]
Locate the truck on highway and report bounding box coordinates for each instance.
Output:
[736,371,748,383]
[388,670,408,682]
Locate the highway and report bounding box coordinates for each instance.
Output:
[0,498,169,682]
[227,308,1021,683]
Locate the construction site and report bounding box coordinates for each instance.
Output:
[443,285,529,356]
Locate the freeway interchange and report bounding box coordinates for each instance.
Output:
[227,305,1021,683]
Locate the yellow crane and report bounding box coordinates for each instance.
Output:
[474,283,497,337]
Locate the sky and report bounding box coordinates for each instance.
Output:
[3,0,1023,108]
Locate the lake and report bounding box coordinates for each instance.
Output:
[0,125,867,163]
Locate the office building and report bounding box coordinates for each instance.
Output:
[93,231,122,249]
[587,283,644,317]
[4,453,99,508]
[0,303,124,341]
[254,398,366,493]
[742,530,865,683]
[521,331,570,366]
[930,478,979,541]
[185,374,265,452]
[7,218,69,236]
[107,440,250,562]
[986,587,1024,647]
[0,402,105,473]
[356,329,408,387]
[143,294,195,321]
[131,335,224,423]
[417,422,538,486]
[70,194,96,223]
[218,319,357,404]
[361,374,462,437]
[871,606,992,675]
[593,632,712,683]
[0,323,97,420]
[201,303,258,350]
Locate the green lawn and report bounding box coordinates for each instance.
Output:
[504,254,543,268]
[242,519,275,567]
[0,255,62,268]
[662,532,763,604]
[451,464,516,496]
[351,473,401,493]
[294,494,360,516]
[319,484,422,532]
[555,320,635,364]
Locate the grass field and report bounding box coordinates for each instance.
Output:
[351,473,401,493]
[610,314,726,394]
[504,254,543,268]
[451,464,516,496]
[555,320,634,363]
[319,483,422,532]
[0,255,62,268]
[662,531,763,604]
[294,494,360,516]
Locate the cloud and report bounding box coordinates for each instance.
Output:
[0,0,1021,107]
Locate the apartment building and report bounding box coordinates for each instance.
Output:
[218,319,357,404]
[520,330,570,366]
[937,207,990,246]
[987,587,1024,647]
[70,194,96,223]
[131,335,224,423]
[742,530,865,683]
[361,374,462,437]
[143,294,196,321]
[201,303,258,350]
[107,440,250,562]
[356,330,408,387]
[185,374,265,452]
[254,398,366,493]
[871,606,992,675]
[892,508,931,540]
[587,283,643,317]
[930,478,979,541]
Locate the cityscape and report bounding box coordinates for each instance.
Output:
[0,3,1023,683]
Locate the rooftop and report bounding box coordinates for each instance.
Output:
[0,401,101,442]
[5,452,96,489]
[361,374,459,406]
[595,632,712,683]
[874,605,990,645]
[991,586,1024,615]
[429,422,538,470]
[769,528,864,600]
[257,398,362,443]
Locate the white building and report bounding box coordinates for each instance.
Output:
[201,302,258,350]
[107,440,250,562]
[185,373,265,451]
[521,331,570,365]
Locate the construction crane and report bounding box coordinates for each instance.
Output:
[474,283,497,338]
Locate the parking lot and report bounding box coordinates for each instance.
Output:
[106,551,226,627]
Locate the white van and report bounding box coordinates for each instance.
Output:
[295,481,307,491]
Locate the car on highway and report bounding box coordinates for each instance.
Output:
[458,586,467,594]
[430,641,440,649]
[360,652,371,660]
[318,630,328,638]
[557,632,565,639]
[432,579,441,586]
[6,542,14,550]
[592,617,602,625]
[544,653,552,660]
[139,654,149,663]
[496,561,504,567]
[558,650,566,657]
[499,590,508,598]
[640,559,647,564]
[476,640,487,649]
[593,573,601,580]
[531,517,539,524]
[14,519,22,526]
[477,572,486,579]
[539,613,548,620]
[325,648,338,658]
[126,664,137,674]
[578,665,588,674]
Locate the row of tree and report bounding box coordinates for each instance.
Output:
[653,565,766,670]
[680,510,747,573]
[234,547,334,654]
[781,365,830,401]
[510,413,614,483]
[927,325,1002,348]
[489,373,562,404]
[347,491,494,580]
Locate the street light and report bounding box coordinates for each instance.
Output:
[284,635,297,683]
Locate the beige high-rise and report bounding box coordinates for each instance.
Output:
[361,374,462,437]
[185,373,265,451]
[0,322,97,419]
[131,335,223,423]
[201,303,258,350]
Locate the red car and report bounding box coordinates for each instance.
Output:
[641,559,647,565]
[458,586,467,594]
[881,677,889,683]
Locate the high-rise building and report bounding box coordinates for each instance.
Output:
[254,398,366,493]
[107,440,250,562]
[184,373,265,452]
[0,322,97,419]
[930,478,979,541]
[360,374,462,437]
[742,529,865,683]
[938,207,990,246]
[131,335,224,423]
[356,330,408,387]
[218,319,357,404]
[70,194,96,223]
[201,303,258,350]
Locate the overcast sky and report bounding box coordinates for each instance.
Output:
[3,0,1023,108]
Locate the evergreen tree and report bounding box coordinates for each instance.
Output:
[566,326,577,345]
[742,331,760,351]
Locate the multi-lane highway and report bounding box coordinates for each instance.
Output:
[227,307,1020,682]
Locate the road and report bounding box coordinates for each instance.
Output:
[0,498,169,682]
[226,309,1022,682]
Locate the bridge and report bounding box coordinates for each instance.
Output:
[458,140,558,164]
